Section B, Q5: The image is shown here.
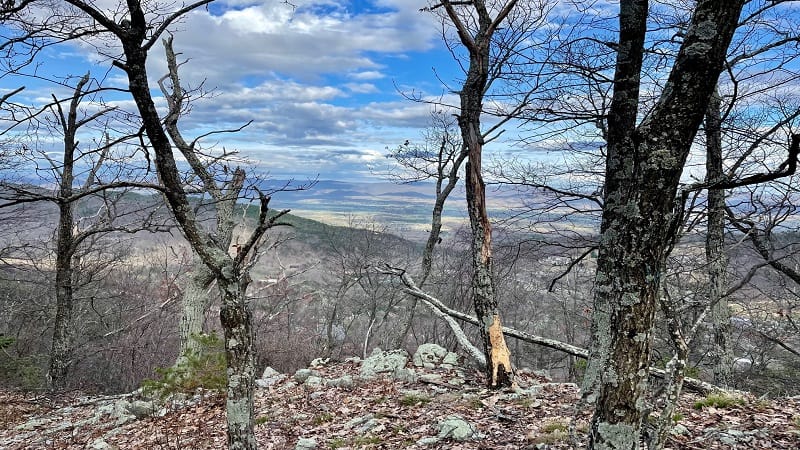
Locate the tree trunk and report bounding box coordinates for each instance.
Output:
[449,0,515,389]
[648,305,689,450]
[218,277,257,450]
[178,260,214,359]
[705,88,733,387]
[583,2,744,448]
[49,207,75,391]
[121,32,257,450]
[49,82,81,391]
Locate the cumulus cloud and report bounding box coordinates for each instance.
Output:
[167,0,440,85]
[12,1,451,181]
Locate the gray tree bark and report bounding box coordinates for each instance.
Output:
[439,0,517,389]
[582,2,745,449]
[160,37,247,361]
[48,75,118,391]
[55,3,277,448]
[177,261,214,359]
[705,88,733,388]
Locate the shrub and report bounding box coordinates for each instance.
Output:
[141,333,226,399]
[693,392,745,410]
[399,393,431,407]
[0,336,45,390]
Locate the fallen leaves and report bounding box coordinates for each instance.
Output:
[1,360,799,449]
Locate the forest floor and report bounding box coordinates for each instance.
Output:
[1,357,799,449]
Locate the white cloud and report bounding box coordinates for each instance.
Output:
[351,71,386,80]
[166,0,440,86]
[344,83,380,94]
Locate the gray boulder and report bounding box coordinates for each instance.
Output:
[126,400,157,419]
[304,376,324,388]
[327,375,355,388]
[309,357,330,368]
[360,348,410,378]
[413,343,449,368]
[88,438,117,450]
[295,438,317,450]
[293,368,320,383]
[256,367,286,388]
[437,415,478,441]
[393,367,418,383]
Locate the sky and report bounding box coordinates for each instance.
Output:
[3,0,800,186]
[3,0,474,183]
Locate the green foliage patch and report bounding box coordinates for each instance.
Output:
[0,336,45,390]
[399,392,431,407]
[693,392,746,410]
[141,333,226,399]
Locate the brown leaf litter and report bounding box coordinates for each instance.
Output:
[1,359,799,449]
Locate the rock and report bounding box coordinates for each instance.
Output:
[16,417,53,431]
[327,375,355,388]
[261,366,281,379]
[256,371,286,388]
[442,352,460,366]
[293,368,319,383]
[345,414,375,429]
[295,437,317,450]
[126,400,156,419]
[419,373,443,384]
[436,415,477,441]
[413,343,449,368]
[671,424,689,435]
[393,367,418,383]
[87,438,116,450]
[719,433,738,446]
[304,376,324,387]
[503,385,542,402]
[447,377,465,386]
[278,381,297,391]
[309,357,329,368]
[356,418,380,433]
[417,437,441,446]
[360,349,410,378]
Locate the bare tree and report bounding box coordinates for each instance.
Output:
[157,36,250,363]
[385,110,468,347]
[426,0,535,389]
[0,74,166,390]
[579,2,750,448]
[1,2,289,448]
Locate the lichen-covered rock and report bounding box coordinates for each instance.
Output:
[293,368,320,383]
[261,366,281,379]
[413,343,449,368]
[126,400,157,419]
[256,367,286,388]
[417,436,441,446]
[304,376,324,388]
[345,413,375,429]
[295,437,317,450]
[671,424,689,435]
[327,375,355,388]
[88,438,117,450]
[436,415,478,441]
[419,373,443,384]
[442,352,460,366]
[360,348,409,378]
[393,367,418,383]
[309,357,330,368]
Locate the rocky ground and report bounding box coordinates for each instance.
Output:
[1,345,799,449]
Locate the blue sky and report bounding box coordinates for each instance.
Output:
[3,1,800,186]
[2,0,471,183]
